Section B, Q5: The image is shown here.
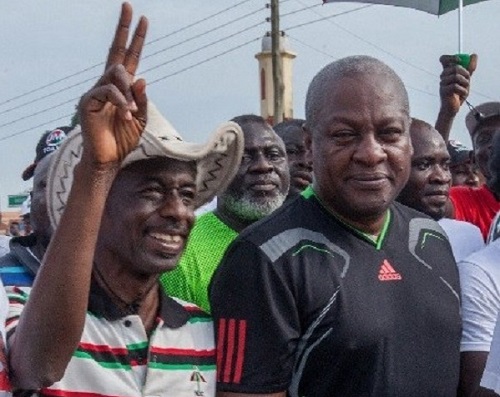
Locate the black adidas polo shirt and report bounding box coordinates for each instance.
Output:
[210,187,461,397]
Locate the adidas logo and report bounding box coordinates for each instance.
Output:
[378,259,402,281]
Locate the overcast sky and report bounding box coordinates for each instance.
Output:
[1,0,499,210]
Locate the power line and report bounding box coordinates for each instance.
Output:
[146,0,254,46]
[1,36,261,142]
[142,6,264,61]
[149,37,260,85]
[0,76,96,118]
[0,6,265,119]
[0,113,75,143]
[0,96,80,130]
[0,65,102,110]
[141,20,265,75]
[285,5,373,31]
[288,34,438,98]
[292,0,495,101]
[280,3,322,17]
[0,0,255,108]
[0,17,266,130]
[294,0,436,77]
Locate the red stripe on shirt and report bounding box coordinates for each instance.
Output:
[78,342,127,355]
[233,320,247,384]
[5,316,18,328]
[216,318,227,382]
[223,319,236,383]
[42,389,124,397]
[150,346,215,356]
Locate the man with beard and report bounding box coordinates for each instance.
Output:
[210,56,460,397]
[161,114,289,313]
[274,119,313,199]
[397,118,483,262]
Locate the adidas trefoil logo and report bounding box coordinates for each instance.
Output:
[378,259,402,281]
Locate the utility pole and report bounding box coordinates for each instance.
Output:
[270,0,284,125]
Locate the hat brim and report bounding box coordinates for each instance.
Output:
[450,152,472,167]
[22,163,37,181]
[47,120,243,230]
[466,102,500,134]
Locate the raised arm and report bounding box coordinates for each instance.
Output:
[8,3,148,388]
[435,54,477,142]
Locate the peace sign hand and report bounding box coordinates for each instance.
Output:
[79,2,148,168]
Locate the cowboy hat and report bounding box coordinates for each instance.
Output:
[46,102,243,228]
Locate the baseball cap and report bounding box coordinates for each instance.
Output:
[447,139,472,167]
[47,102,244,229]
[466,102,500,135]
[22,126,72,181]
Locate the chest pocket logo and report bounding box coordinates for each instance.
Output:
[190,366,207,396]
[378,259,402,281]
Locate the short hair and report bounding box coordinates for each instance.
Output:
[410,118,434,135]
[231,114,268,129]
[305,56,409,128]
[274,119,305,138]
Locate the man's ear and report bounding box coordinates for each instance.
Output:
[303,123,313,154]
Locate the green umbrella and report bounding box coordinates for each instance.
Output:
[323,0,490,52]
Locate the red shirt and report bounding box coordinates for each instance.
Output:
[450,184,500,241]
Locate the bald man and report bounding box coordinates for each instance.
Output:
[210,56,461,397]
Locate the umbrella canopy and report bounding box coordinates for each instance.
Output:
[323,0,487,15]
[323,0,490,52]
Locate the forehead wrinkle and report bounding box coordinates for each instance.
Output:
[306,56,409,130]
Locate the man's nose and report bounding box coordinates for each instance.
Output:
[353,134,387,166]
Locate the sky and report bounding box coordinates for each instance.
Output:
[1,0,499,210]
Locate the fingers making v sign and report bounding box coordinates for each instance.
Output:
[79,2,149,167]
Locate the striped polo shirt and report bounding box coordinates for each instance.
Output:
[6,278,216,397]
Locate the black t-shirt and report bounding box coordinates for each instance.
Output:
[210,189,461,397]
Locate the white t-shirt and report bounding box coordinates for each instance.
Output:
[459,238,500,352]
[438,218,484,263]
[487,210,500,244]
[482,311,500,394]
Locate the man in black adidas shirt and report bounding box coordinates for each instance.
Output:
[210,56,461,397]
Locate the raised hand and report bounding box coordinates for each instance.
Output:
[79,2,148,167]
[439,53,478,116]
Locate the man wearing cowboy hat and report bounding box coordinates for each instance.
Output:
[6,3,243,396]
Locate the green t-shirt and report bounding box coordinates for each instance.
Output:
[160,211,238,313]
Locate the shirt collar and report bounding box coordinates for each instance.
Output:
[88,276,190,328]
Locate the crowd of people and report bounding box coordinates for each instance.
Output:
[1,2,500,396]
